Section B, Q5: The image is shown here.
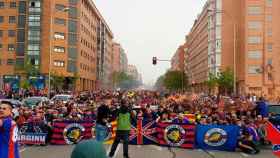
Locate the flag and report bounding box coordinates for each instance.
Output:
[195,125,239,151]
[156,122,195,148]
[129,118,157,145]
[51,120,94,145]
[266,120,280,157]
[103,121,117,145]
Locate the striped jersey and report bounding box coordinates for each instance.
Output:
[0,117,20,158]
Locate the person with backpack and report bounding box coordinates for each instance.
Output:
[108,99,134,158]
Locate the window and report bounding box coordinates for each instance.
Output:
[248,65,262,74]
[267,44,272,52]
[69,0,78,5]
[68,20,77,32]
[9,16,16,23]
[55,4,65,11]
[267,59,272,65]
[68,33,77,45]
[248,50,262,59]
[267,29,272,36]
[17,29,25,42]
[67,60,76,72]
[8,44,15,51]
[54,32,65,39]
[0,43,2,49]
[15,58,24,69]
[0,2,4,8]
[18,15,26,28]
[10,2,16,8]
[16,43,25,56]
[8,30,15,37]
[7,59,14,65]
[68,47,77,59]
[248,6,261,15]
[54,46,65,53]
[54,18,66,25]
[18,1,26,13]
[0,30,2,37]
[54,60,65,67]
[69,7,77,19]
[267,15,272,22]
[248,21,262,29]
[248,36,261,44]
[267,0,272,7]
[0,16,4,23]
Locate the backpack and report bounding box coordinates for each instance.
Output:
[117,113,131,131]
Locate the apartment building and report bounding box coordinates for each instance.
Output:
[186,0,280,97]
[0,0,114,92]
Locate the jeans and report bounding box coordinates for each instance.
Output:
[109,130,130,157]
[95,123,108,142]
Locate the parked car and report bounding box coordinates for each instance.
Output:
[50,94,73,104]
[23,97,49,109]
[0,99,23,108]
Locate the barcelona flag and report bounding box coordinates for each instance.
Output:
[156,122,195,148]
[266,118,280,157]
[129,118,157,145]
[51,120,94,145]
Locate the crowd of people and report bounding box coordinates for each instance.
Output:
[1,90,275,156]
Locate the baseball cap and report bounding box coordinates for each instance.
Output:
[71,140,107,158]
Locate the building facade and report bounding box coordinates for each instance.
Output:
[185,0,280,98]
[112,42,128,73]
[0,0,114,92]
[171,44,187,72]
[127,65,139,81]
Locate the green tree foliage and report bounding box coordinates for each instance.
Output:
[50,72,65,91]
[24,60,40,77]
[112,71,140,90]
[205,73,218,94]
[163,70,188,91]
[154,75,165,90]
[216,68,234,94]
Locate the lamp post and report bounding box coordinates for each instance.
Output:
[48,3,69,98]
[208,9,237,95]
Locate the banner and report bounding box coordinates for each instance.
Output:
[18,133,47,145]
[129,118,157,145]
[156,122,195,148]
[266,119,280,157]
[18,122,48,145]
[195,125,239,151]
[51,120,94,145]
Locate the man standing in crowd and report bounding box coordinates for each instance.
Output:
[109,99,134,158]
[256,97,269,118]
[0,101,20,158]
[95,99,111,141]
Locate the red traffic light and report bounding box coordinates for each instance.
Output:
[152,57,157,65]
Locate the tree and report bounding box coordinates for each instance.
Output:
[24,60,40,77]
[205,73,218,94]
[163,70,188,91]
[154,75,165,91]
[50,72,65,91]
[216,68,234,95]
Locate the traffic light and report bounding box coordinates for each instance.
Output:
[152,57,157,65]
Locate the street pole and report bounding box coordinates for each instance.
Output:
[48,2,54,98]
[233,23,237,95]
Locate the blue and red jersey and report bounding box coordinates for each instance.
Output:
[0,117,20,158]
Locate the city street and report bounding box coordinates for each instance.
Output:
[20,144,274,158]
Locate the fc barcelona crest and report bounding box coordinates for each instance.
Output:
[63,123,85,144]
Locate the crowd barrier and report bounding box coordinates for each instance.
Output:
[18,118,244,151]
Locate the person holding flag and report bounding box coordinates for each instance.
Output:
[0,101,20,158]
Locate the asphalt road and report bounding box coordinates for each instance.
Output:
[20,144,275,158]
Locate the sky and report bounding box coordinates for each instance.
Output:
[94,0,207,85]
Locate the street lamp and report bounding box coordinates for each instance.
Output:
[208,9,237,95]
[48,4,69,98]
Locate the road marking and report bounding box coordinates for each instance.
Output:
[20,148,27,153]
[150,145,162,151]
[240,153,250,157]
[107,144,120,158]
